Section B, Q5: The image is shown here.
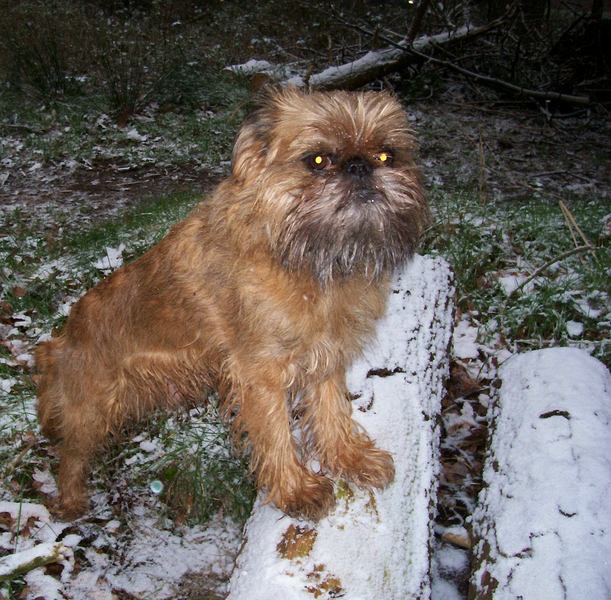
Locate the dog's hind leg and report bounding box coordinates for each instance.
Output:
[36,337,106,518]
[35,338,66,442]
[55,377,121,519]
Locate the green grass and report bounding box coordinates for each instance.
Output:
[424,191,610,364]
[0,70,248,169]
[142,400,255,524]
[0,189,256,525]
[1,191,201,329]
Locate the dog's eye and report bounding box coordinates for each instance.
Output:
[306,153,332,171]
[374,151,394,166]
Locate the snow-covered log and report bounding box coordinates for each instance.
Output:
[0,542,68,582]
[227,23,500,91]
[228,255,455,600]
[470,348,611,599]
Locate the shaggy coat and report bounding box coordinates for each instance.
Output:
[36,87,428,520]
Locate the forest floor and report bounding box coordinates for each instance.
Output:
[1,90,610,599]
[2,94,608,227]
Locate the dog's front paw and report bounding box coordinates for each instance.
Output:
[272,471,336,521]
[349,445,395,489]
[328,442,395,490]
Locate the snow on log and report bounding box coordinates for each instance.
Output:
[227,23,498,91]
[0,542,68,582]
[228,255,455,600]
[287,26,476,90]
[470,348,611,599]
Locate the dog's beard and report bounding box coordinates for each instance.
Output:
[261,169,426,284]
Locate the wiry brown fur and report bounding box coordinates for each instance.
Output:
[35,87,428,520]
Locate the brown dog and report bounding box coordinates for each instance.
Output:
[36,87,428,520]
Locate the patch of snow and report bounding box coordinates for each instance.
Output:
[138,439,158,453]
[496,272,531,296]
[566,320,584,337]
[0,498,240,599]
[61,534,83,548]
[68,510,239,599]
[0,377,17,393]
[58,297,79,316]
[12,312,32,328]
[228,59,274,74]
[471,347,611,599]
[431,539,469,600]
[431,577,463,600]
[25,567,65,600]
[94,243,126,273]
[453,317,479,359]
[573,291,608,319]
[125,128,148,143]
[32,469,58,496]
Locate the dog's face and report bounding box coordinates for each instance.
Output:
[231,88,429,283]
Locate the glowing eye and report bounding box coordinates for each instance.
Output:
[307,153,331,170]
[375,151,393,166]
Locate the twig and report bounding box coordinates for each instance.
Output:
[478,128,487,204]
[558,200,593,248]
[2,438,36,479]
[406,46,591,106]
[561,202,582,253]
[0,123,45,134]
[0,542,68,582]
[507,245,594,299]
[558,200,596,264]
[532,171,597,184]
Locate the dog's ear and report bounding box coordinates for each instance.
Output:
[231,85,307,182]
[231,86,280,182]
[231,111,268,183]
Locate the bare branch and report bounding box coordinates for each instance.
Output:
[507,245,594,299]
[407,45,591,106]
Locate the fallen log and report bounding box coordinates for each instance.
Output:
[227,255,455,600]
[227,16,591,105]
[470,347,611,599]
[227,22,502,91]
[0,542,68,583]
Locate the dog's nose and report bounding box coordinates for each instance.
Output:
[344,157,372,178]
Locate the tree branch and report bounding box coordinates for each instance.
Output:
[286,21,505,90]
[406,45,591,106]
[507,245,594,299]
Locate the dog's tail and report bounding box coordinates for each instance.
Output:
[35,337,66,441]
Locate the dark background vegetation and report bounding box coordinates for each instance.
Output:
[0,0,609,117]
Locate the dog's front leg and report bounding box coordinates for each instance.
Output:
[235,370,335,520]
[303,370,395,490]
